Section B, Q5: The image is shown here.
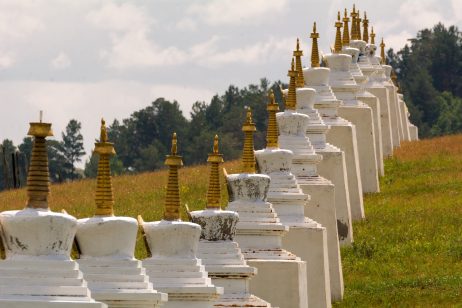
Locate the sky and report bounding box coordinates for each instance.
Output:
[0,0,460,166]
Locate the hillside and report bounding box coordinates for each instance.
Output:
[1,135,462,305]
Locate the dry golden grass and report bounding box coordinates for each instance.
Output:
[394,134,462,161]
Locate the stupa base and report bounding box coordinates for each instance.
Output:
[0,301,106,308]
[197,241,272,307]
[338,104,380,193]
[386,85,401,149]
[300,180,344,302]
[399,100,411,141]
[316,143,353,245]
[0,259,106,308]
[409,124,419,141]
[77,259,167,308]
[282,223,331,308]
[143,257,222,308]
[358,94,384,176]
[325,120,364,221]
[247,259,308,308]
[367,87,393,157]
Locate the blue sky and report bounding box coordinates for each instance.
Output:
[0,0,460,164]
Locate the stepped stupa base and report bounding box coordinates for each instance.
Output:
[409,125,419,141]
[300,178,344,302]
[368,87,393,157]
[0,301,106,308]
[397,96,411,141]
[338,104,380,193]
[247,259,307,308]
[325,119,364,221]
[316,143,353,245]
[358,93,384,176]
[197,241,272,308]
[77,259,167,308]
[385,84,401,149]
[281,222,331,308]
[0,259,106,308]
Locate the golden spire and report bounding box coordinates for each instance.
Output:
[350,5,358,40]
[206,135,223,209]
[342,9,350,46]
[356,10,362,41]
[370,26,376,44]
[310,22,320,68]
[26,113,53,209]
[294,38,305,88]
[266,89,279,148]
[241,108,257,174]
[163,132,183,221]
[94,118,116,216]
[380,38,386,64]
[286,57,297,109]
[334,11,343,53]
[363,12,369,42]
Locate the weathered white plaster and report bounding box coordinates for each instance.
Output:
[226,173,308,308]
[382,65,401,149]
[398,94,411,141]
[363,44,394,158]
[255,144,342,303]
[330,47,379,194]
[0,208,106,308]
[190,209,272,307]
[323,52,365,220]
[303,66,354,245]
[141,220,223,308]
[76,216,167,308]
[350,40,384,177]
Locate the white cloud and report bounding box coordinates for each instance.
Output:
[86,2,153,32]
[51,52,71,70]
[176,18,197,31]
[451,0,462,20]
[399,0,443,29]
[384,30,413,51]
[0,51,15,69]
[187,0,288,26]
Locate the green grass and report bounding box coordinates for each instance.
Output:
[335,136,462,307]
[2,135,462,306]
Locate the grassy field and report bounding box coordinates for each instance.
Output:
[336,135,462,307]
[1,135,462,306]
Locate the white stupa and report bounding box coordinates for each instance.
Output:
[318,13,365,221]
[256,85,343,303]
[0,118,106,308]
[75,119,167,308]
[139,133,223,308]
[303,22,354,244]
[348,9,385,177]
[226,109,309,308]
[190,135,272,307]
[378,38,402,149]
[328,10,379,195]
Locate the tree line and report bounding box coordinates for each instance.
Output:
[388,23,462,137]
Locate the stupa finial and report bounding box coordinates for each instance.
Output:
[206,135,224,209]
[266,89,279,148]
[286,57,297,110]
[294,38,305,88]
[356,10,362,41]
[350,5,358,40]
[342,9,350,46]
[94,118,116,216]
[241,108,257,174]
[363,12,369,42]
[163,132,183,221]
[380,38,386,64]
[370,26,376,44]
[310,22,320,68]
[334,11,343,53]
[26,112,54,209]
